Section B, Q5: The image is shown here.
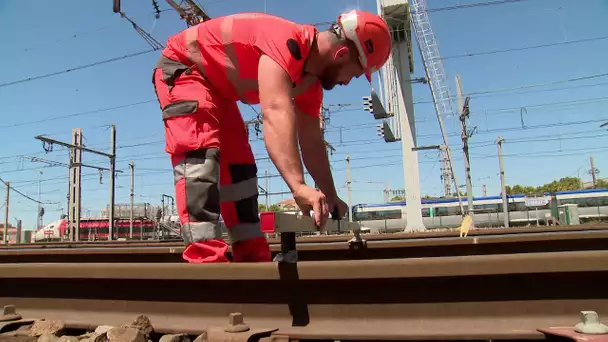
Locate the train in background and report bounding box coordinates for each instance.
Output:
[351,188,608,233]
[32,216,182,242]
[33,202,183,242]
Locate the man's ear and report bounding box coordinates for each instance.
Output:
[333,46,349,61]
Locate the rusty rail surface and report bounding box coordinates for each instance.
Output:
[0,251,607,340]
[1,228,608,263]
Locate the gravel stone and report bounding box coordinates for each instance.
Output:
[107,328,146,342]
[56,337,78,342]
[37,334,58,342]
[28,321,65,338]
[159,334,189,342]
[192,332,207,342]
[125,316,153,339]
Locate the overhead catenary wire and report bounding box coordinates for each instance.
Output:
[11,140,608,195]
[117,11,164,50]
[412,72,608,105]
[0,1,553,92]
[7,25,115,55]
[0,50,157,89]
[2,113,603,174]
[423,0,537,13]
[442,35,608,60]
[0,100,156,129]
[0,176,58,205]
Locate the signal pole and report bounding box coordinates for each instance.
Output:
[482,184,487,197]
[496,136,509,228]
[456,75,474,219]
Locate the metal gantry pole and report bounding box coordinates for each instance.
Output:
[346,154,352,222]
[108,125,116,240]
[129,160,135,239]
[37,171,42,230]
[4,182,9,244]
[497,136,509,228]
[590,156,598,188]
[35,127,120,241]
[264,170,269,209]
[70,129,83,242]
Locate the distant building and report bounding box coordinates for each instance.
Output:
[582,178,608,189]
[100,203,162,219]
[0,223,30,244]
[276,198,298,211]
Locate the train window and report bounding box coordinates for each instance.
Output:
[353,209,402,221]
[509,202,527,212]
[435,207,449,217]
[435,206,462,216]
[421,208,431,217]
[474,203,501,213]
[558,196,607,208]
[353,212,370,221]
[448,206,462,216]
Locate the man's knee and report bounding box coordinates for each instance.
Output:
[172,148,223,245]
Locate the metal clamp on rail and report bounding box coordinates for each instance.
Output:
[269,211,365,263]
[348,227,367,250]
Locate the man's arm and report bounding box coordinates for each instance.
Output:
[258,55,305,193]
[258,55,330,227]
[295,109,337,200]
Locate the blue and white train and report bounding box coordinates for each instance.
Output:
[351,188,608,232]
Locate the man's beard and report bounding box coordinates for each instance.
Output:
[319,66,339,90]
[320,77,336,90]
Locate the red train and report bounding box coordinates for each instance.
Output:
[33,217,160,242]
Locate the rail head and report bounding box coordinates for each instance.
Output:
[0,250,607,280]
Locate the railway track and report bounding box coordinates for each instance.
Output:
[2,224,608,263]
[0,250,607,341]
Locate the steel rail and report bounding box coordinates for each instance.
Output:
[7,223,608,250]
[1,229,608,263]
[0,251,607,340]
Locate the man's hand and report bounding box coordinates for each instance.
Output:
[327,195,348,219]
[293,184,330,229]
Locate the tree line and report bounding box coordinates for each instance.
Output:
[388,177,608,201]
[505,177,608,195]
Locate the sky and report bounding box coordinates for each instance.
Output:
[0,0,607,230]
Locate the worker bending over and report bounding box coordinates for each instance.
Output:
[152,9,392,263]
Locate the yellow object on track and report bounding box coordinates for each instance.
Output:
[459,215,473,237]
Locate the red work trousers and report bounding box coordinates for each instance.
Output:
[152,55,271,263]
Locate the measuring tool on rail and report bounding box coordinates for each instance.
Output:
[271,209,366,263]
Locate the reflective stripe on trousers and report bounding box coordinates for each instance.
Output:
[173,149,264,244]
